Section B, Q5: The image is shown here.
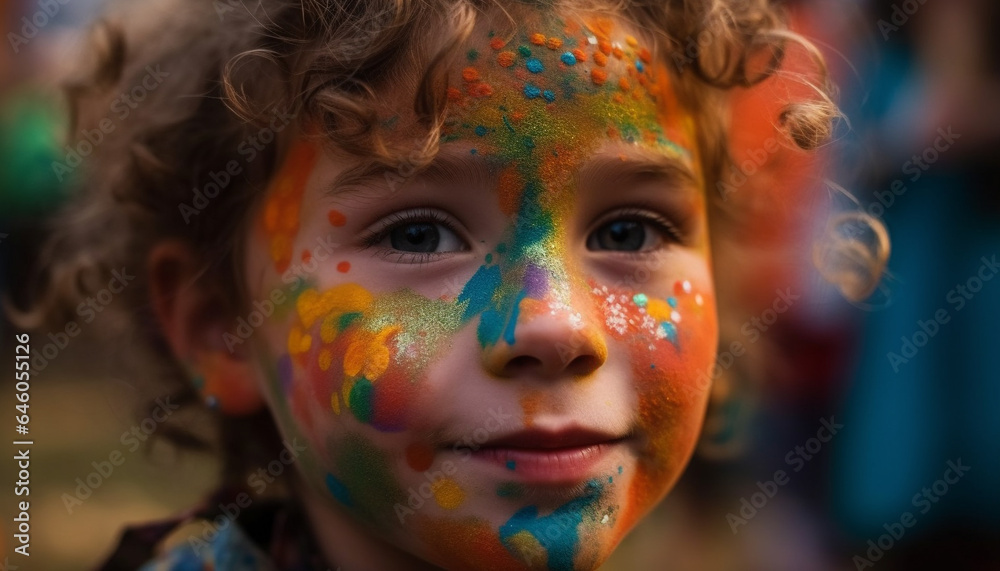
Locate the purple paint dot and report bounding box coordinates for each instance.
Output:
[523,264,548,297]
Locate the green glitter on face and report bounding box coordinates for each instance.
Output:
[333,433,405,523]
[364,290,465,370]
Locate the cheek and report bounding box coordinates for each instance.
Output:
[589,276,717,529]
[280,285,465,439]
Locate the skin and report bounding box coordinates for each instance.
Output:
[220,9,717,571]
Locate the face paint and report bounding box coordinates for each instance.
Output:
[244,10,716,571]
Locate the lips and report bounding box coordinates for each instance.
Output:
[466,428,627,484]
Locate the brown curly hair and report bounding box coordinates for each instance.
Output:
[18,0,886,485]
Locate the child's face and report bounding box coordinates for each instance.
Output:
[243,10,717,570]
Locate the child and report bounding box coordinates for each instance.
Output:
[28,0,872,569]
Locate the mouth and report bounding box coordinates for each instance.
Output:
[465,428,629,485]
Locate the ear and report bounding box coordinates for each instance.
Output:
[148,241,264,416]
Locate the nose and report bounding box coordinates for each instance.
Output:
[482,298,608,379]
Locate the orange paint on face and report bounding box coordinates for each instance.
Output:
[468,83,494,98]
[497,51,516,68]
[260,140,319,273]
[337,261,351,273]
[405,442,435,472]
[418,517,529,570]
[519,390,542,428]
[489,37,506,50]
[590,68,608,86]
[328,209,347,227]
[462,67,481,82]
[601,284,718,550]
[496,167,524,217]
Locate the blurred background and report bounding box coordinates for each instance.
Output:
[1,0,998,569]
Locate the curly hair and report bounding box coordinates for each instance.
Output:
[18,0,886,484]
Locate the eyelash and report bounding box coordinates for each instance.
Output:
[592,205,685,252]
[357,208,466,263]
[357,204,684,263]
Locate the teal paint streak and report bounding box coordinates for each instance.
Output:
[325,473,353,506]
[458,264,502,321]
[478,308,506,347]
[499,480,603,571]
[503,290,529,345]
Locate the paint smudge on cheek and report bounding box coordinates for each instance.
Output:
[324,433,406,523]
[418,517,530,570]
[285,282,468,432]
[260,140,320,274]
[589,280,717,538]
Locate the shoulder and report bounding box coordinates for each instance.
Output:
[138,519,275,571]
[96,493,323,571]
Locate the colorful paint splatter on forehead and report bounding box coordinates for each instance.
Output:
[444,17,695,169]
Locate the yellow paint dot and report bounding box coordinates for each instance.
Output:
[646,298,672,322]
[288,327,312,355]
[330,393,340,414]
[431,478,465,509]
[298,333,312,353]
[318,349,333,371]
[320,315,339,343]
[270,234,289,263]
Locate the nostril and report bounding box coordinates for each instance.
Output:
[504,355,543,375]
[566,354,603,376]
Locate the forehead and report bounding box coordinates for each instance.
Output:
[437,9,695,162]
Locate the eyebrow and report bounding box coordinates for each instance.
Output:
[323,151,496,199]
[576,152,700,194]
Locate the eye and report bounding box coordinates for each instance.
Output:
[361,208,468,260]
[388,222,462,253]
[586,208,682,253]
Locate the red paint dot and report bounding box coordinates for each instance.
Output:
[406,442,435,472]
[674,281,684,295]
[337,261,351,273]
[301,250,312,262]
[328,210,347,227]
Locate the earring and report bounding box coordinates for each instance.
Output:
[190,373,220,410]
